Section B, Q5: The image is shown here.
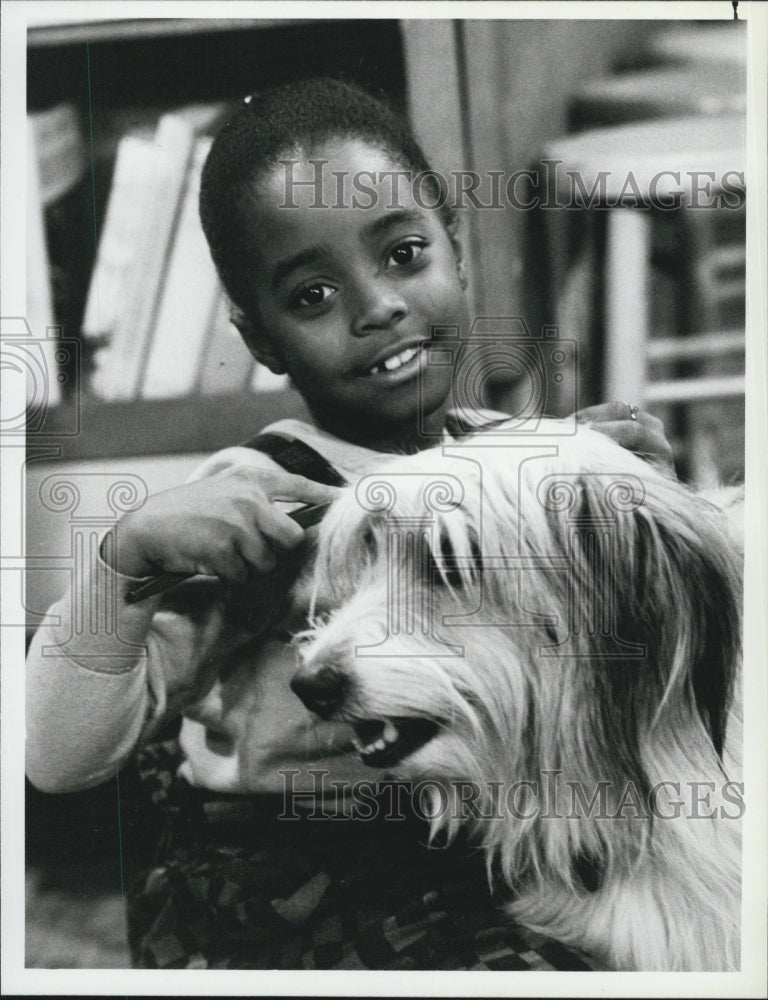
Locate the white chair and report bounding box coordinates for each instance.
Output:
[542,114,745,484]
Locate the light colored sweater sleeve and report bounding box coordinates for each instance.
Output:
[25,444,284,794]
[25,544,235,793]
[25,546,167,792]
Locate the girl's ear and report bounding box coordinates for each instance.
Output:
[456,254,468,291]
[229,304,287,375]
[445,217,468,290]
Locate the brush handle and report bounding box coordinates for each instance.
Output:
[123,500,330,604]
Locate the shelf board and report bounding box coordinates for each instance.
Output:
[27,17,313,48]
[29,390,311,462]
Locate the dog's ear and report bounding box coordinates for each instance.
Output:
[561,472,741,765]
[616,488,741,759]
[640,502,741,758]
[573,852,603,894]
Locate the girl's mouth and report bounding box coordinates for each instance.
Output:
[368,344,419,375]
[363,343,427,383]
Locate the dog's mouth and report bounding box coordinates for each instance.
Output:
[351,717,439,768]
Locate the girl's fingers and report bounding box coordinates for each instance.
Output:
[165,532,277,583]
[235,529,278,575]
[267,474,340,506]
[227,467,340,550]
[232,466,340,505]
[253,499,315,551]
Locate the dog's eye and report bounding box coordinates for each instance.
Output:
[307,610,332,630]
[359,526,378,559]
[543,624,559,644]
[426,550,464,588]
[425,534,483,588]
[469,539,484,573]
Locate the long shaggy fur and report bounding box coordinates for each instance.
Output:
[294,421,743,971]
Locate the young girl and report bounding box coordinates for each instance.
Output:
[26,78,672,970]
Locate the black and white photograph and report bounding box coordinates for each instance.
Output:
[2,1,766,994]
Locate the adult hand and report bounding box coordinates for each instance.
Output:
[573,401,675,475]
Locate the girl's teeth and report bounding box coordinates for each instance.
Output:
[371,345,418,375]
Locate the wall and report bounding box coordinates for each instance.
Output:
[25,452,206,626]
[403,19,658,411]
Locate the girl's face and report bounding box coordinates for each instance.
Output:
[237,139,470,448]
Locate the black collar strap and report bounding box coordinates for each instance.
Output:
[242,415,511,488]
[240,432,348,487]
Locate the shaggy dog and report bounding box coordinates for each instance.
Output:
[290,421,743,971]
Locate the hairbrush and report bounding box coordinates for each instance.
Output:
[123,500,330,605]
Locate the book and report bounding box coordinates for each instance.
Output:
[92,113,197,399]
[26,122,60,407]
[141,137,220,398]
[198,291,257,395]
[29,103,87,205]
[88,103,228,400]
[29,103,91,399]
[82,133,159,346]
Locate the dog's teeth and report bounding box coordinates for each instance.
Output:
[351,737,364,753]
[383,720,399,744]
[373,738,386,751]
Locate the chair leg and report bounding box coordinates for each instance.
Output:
[603,208,651,404]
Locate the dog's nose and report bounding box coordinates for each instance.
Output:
[290,665,348,718]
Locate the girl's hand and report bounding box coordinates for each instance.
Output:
[573,401,675,475]
[105,467,337,581]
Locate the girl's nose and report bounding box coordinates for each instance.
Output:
[351,279,409,336]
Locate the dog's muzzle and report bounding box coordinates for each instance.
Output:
[290,660,441,767]
[290,664,348,718]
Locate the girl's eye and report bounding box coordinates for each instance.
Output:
[387,240,425,268]
[294,283,336,308]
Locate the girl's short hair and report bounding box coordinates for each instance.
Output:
[199,76,457,316]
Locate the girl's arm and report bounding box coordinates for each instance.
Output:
[25,546,228,793]
[26,550,167,792]
[26,460,335,793]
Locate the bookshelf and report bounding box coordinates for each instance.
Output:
[27,17,680,463]
[27,17,313,48]
[27,16,406,462]
[37,391,310,461]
